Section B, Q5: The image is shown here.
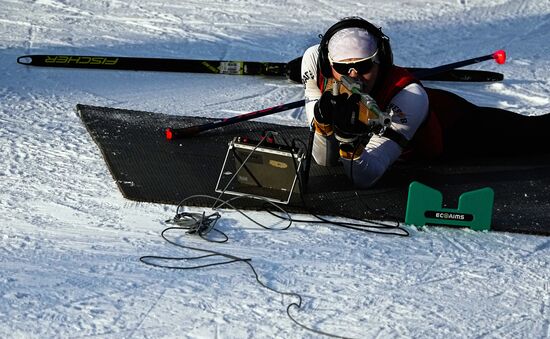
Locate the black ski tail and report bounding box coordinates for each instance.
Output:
[407,67,503,82]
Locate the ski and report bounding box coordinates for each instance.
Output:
[17,54,503,83]
[17,54,291,76]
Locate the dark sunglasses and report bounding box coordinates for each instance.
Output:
[330,55,377,76]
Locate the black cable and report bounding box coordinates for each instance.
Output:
[140,227,244,269]
[264,207,409,237]
[140,195,356,339]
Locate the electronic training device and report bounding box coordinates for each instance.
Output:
[215,136,305,204]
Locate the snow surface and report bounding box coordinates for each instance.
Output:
[1,0,550,338]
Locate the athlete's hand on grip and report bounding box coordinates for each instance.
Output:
[313,91,347,125]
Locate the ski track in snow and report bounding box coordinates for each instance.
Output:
[1,0,550,338]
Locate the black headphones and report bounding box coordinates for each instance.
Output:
[317,17,393,78]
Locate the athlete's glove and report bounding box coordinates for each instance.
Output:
[333,93,370,144]
[313,91,348,125]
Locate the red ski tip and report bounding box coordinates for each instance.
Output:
[493,50,506,65]
[165,128,173,140]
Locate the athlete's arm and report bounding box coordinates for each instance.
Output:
[302,45,341,166]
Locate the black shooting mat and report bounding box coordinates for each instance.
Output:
[76,104,550,235]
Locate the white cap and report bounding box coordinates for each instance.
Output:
[327,27,378,62]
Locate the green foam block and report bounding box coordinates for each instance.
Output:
[405,181,494,231]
